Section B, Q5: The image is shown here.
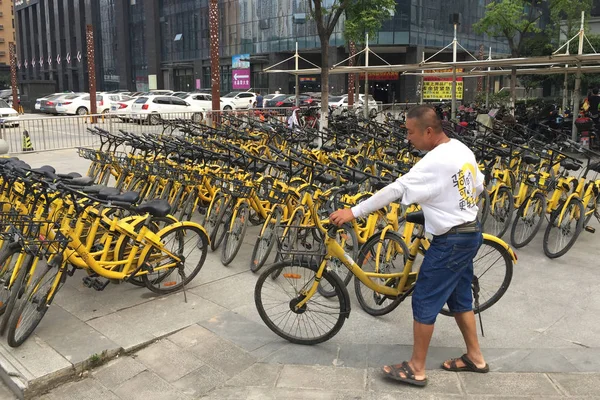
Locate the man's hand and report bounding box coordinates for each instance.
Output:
[329,208,355,227]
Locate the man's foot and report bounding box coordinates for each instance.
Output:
[442,354,489,373]
[382,361,428,387]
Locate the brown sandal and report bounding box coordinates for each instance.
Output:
[442,354,489,373]
[382,361,428,387]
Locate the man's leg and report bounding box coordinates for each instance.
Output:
[442,311,486,369]
[382,320,433,381]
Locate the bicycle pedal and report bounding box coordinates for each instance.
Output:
[141,262,154,274]
[82,276,94,288]
[585,226,596,233]
[92,279,110,291]
[197,207,207,215]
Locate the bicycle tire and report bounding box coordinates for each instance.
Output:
[203,192,225,241]
[210,196,233,251]
[178,188,199,222]
[142,225,208,294]
[7,257,62,347]
[584,191,600,227]
[543,197,585,259]
[510,192,546,248]
[477,190,490,228]
[354,230,410,316]
[440,237,513,316]
[0,253,32,336]
[484,186,514,238]
[272,207,305,279]
[317,223,358,298]
[255,258,349,345]
[0,243,25,317]
[221,202,250,266]
[250,205,283,273]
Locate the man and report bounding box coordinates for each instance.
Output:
[256,92,264,108]
[588,88,600,121]
[330,105,489,387]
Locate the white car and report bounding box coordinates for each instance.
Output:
[109,98,136,121]
[55,93,110,115]
[330,94,379,117]
[149,90,174,96]
[177,93,213,110]
[129,95,205,124]
[0,99,19,127]
[221,91,257,110]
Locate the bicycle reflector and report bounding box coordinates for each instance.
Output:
[283,273,301,279]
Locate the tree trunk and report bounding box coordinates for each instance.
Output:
[510,67,517,115]
[348,41,356,107]
[319,38,329,132]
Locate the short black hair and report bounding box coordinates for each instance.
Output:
[593,88,599,95]
[406,105,443,133]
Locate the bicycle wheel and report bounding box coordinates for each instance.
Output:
[584,191,600,227]
[0,252,33,336]
[317,223,358,298]
[142,225,209,294]
[440,237,513,316]
[210,196,233,251]
[484,186,514,238]
[7,257,62,347]
[221,202,250,266]
[272,207,305,279]
[510,192,546,248]
[202,192,226,245]
[354,231,410,316]
[0,244,25,317]
[477,190,490,228]
[178,188,199,222]
[255,259,349,345]
[543,197,585,259]
[250,205,283,273]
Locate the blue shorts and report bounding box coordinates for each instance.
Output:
[412,230,483,325]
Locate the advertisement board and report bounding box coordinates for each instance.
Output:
[422,68,463,100]
[232,54,250,90]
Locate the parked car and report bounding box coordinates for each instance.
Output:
[55,93,110,115]
[0,99,19,127]
[35,93,62,111]
[178,93,213,110]
[40,94,73,114]
[221,91,257,110]
[109,98,136,122]
[149,90,174,96]
[130,95,205,124]
[171,91,188,98]
[278,94,319,108]
[264,94,290,108]
[329,94,379,117]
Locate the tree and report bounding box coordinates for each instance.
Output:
[307,0,394,129]
[473,0,592,112]
[343,0,396,109]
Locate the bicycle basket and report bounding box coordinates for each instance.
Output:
[219,178,254,198]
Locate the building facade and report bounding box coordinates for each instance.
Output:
[0,0,15,65]
[15,0,511,103]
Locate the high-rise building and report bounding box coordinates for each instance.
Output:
[0,0,16,65]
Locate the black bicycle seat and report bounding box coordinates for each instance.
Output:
[405,210,425,225]
[135,199,172,218]
[560,159,581,171]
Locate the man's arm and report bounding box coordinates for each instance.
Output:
[350,180,405,219]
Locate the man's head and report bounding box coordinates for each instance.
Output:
[405,105,447,151]
[593,88,599,95]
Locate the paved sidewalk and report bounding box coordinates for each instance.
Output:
[1,148,600,399]
[35,324,600,400]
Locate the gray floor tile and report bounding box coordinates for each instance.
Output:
[276,364,366,391]
[198,310,280,352]
[92,356,147,388]
[225,363,282,388]
[188,333,257,377]
[263,342,368,368]
[39,377,120,400]
[172,364,229,398]
[135,339,203,382]
[548,372,600,396]
[460,372,560,396]
[113,370,191,400]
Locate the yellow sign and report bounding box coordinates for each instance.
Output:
[423,81,463,100]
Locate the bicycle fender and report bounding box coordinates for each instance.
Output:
[482,233,517,263]
[558,194,580,225]
[136,221,210,269]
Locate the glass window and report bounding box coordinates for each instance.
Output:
[134,97,148,104]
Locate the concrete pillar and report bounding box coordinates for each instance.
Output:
[402,45,424,103]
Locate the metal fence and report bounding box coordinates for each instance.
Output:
[0,104,422,154]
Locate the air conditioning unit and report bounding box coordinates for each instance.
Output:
[259,19,269,30]
[0,25,4,30]
[0,38,5,43]
[292,13,306,24]
[0,51,6,56]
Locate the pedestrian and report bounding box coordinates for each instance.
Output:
[288,106,301,129]
[588,88,600,121]
[330,105,488,387]
[256,92,264,108]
